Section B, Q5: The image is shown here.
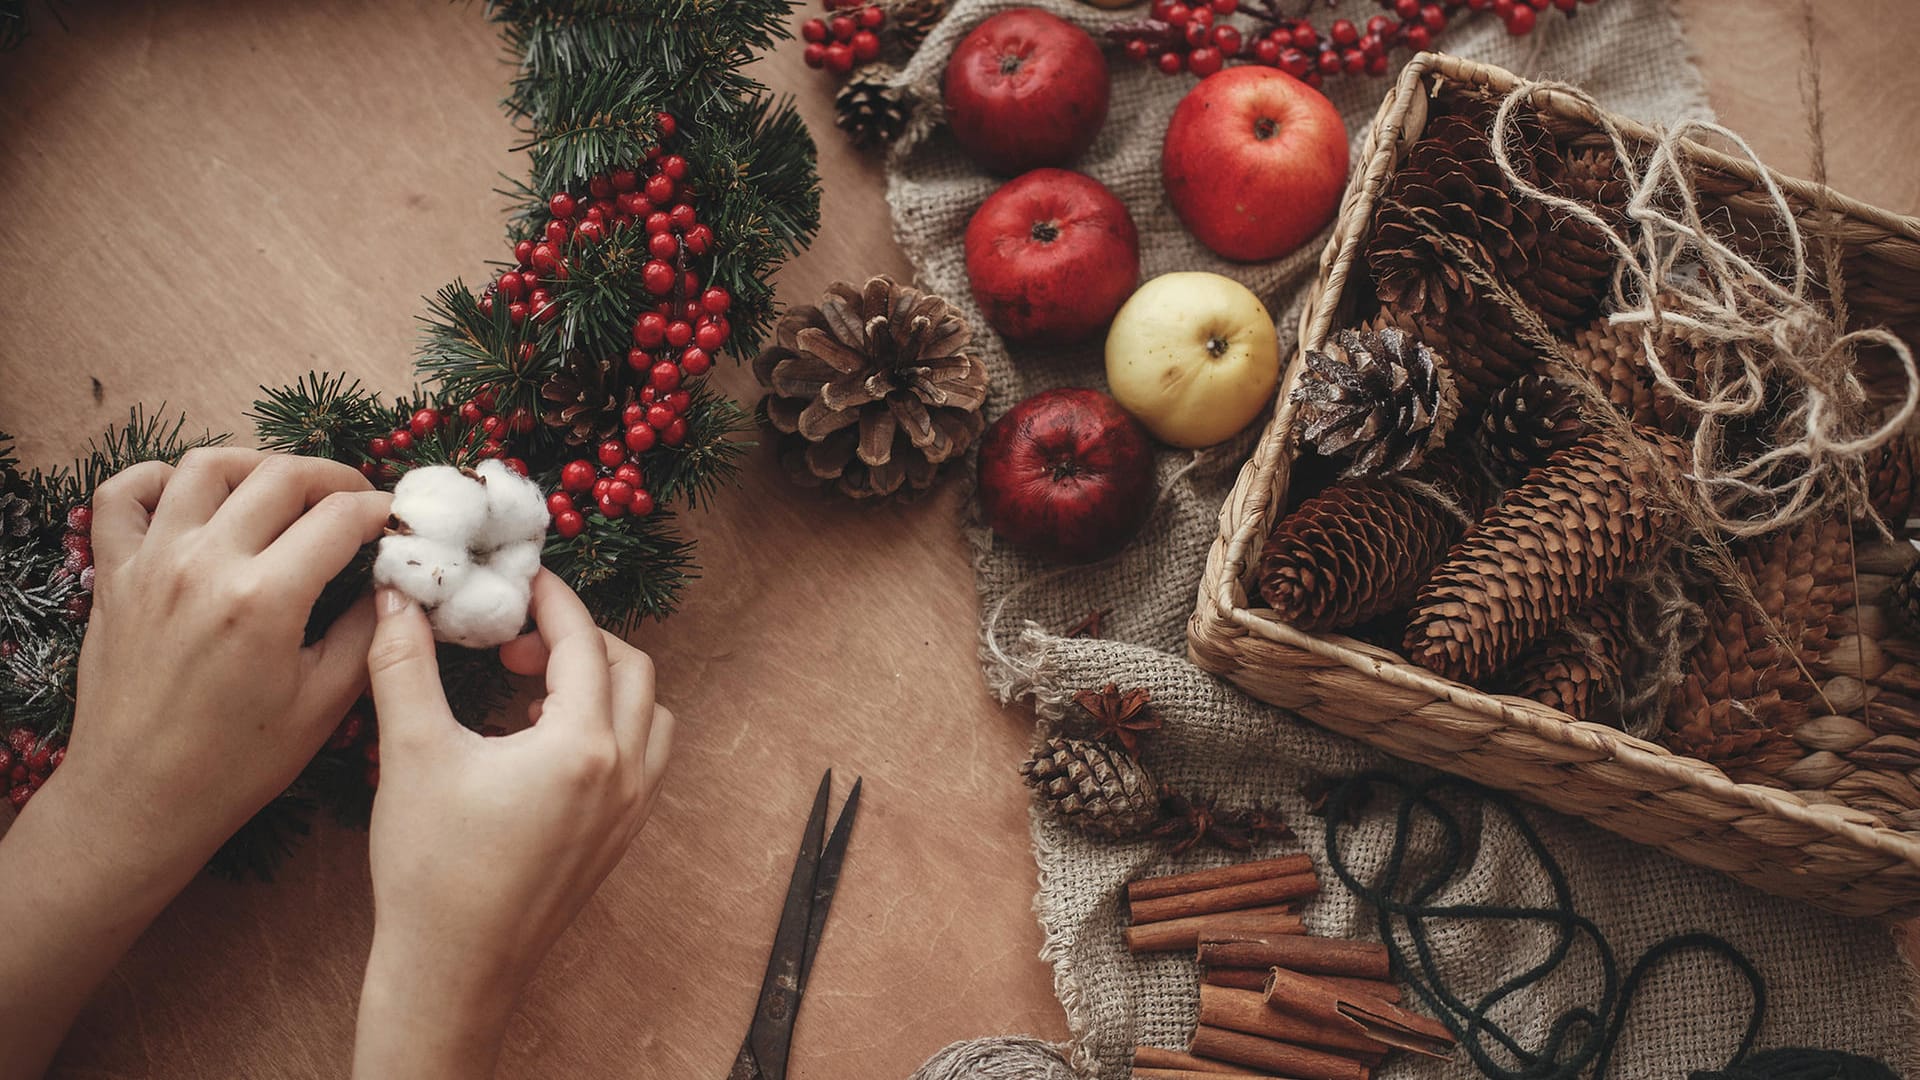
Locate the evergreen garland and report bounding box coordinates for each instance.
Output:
[0,1,820,877]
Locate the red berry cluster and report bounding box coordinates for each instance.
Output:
[48,504,94,622]
[327,704,380,788]
[1113,0,1601,81]
[361,394,535,484]
[3,725,65,810]
[800,0,887,75]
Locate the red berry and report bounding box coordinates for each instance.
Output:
[410,409,442,437]
[629,489,655,517]
[646,403,676,429]
[1211,24,1241,54]
[1405,24,1431,48]
[657,112,677,139]
[554,510,586,538]
[1291,24,1316,48]
[1187,46,1222,76]
[824,42,854,74]
[613,464,644,488]
[508,407,535,435]
[649,230,680,260]
[623,402,647,427]
[646,211,673,235]
[1316,48,1341,73]
[612,167,639,193]
[633,311,668,347]
[858,3,885,28]
[1367,52,1390,75]
[666,390,691,415]
[684,224,714,254]
[680,346,712,376]
[459,401,483,424]
[8,729,34,758]
[1254,37,1280,63]
[597,441,626,467]
[576,219,606,243]
[1395,0,1419,16]
[662,419,688,446]
[660,154,688,180]
[665,320,693,348]
[481,415,506,437]
[700,286,732,315]
[802,16,829,42]
[505,457,529,476]
[829,14,856,40]
[514,239,534,264]
[1422,5,1447,31]
[1126,39,1150,61]
[593,477,613,501]
[1189,6,1214,27]
[390,430,415,453]
[508,301,529,324]
[606,480,636,507]
[803,42,828,68]
[1330,18,1358,45]
[1184,22,1209,48]
[531,243,558,272]
[1212,0,1236,10]
[47,746,63,771]
[597,495,625,519]
[649,362,681,392]
[0,748,10,773]
[643,260,676,296]
[1342,47,1365,73]
[368,436,390,459]
[1367,14,1393,34]
[8,786,29,810]
[670,203,698,231]
[544,219,570,246]
[625,423,658,453]
[851,29,880,62]
[478,295,495,317]
[1505,5,1535,32]
[645,174,675,204]
[548,191,577,218]
[547,492,575,517]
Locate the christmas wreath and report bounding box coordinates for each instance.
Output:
[0,0,820,877]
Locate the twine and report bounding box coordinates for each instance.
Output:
[1484,81,1920,539]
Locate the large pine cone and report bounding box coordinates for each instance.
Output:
[1507,591,1631,724]
[1292,326,1458,478]
[835,65,913,149]
[1020,736,1160,840]
[540,353,632,446]
[1404,428,1689,683]
[1480,375,1586,472]
[1257,471,1473,632]
[754,276,988,499]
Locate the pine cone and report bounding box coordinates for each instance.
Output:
[1020,736,1160,840]
[0,491,32,549]
[1368,304,1535,409]
[1866,437,1918,528]
[1892,548,1920,638]
[884,0,947,52]
[1507,591,1630,724]
[539,353,632,446]
[1561,317,1669,426]
[1256,471,1473,632]
[1292,326,1459,478]
[1404,428,1689,683]
[835,65,913,150]
[754,276,988,499]
[1560,147,1632,221]
[1480,375,1586,471]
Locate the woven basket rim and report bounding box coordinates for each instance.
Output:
[1194,53,1920,879]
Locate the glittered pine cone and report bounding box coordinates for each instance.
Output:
[1256,469,1473,633]
[539,353,633,446]
[1020,736,1160,841]
[754,275,988,500]
[1480,374,1586,472]
[1404,428,1690,683]
[835,65,913,150]
[0,490,32,550]
[1292,325,1459,478]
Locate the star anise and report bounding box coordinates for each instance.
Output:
[1072,682,1160,754]
[1151,786,1295,856]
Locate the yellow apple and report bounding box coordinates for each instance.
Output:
[1104,272,1280,448]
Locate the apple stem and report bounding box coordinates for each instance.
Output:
[1030,220,1060,244]
[1254,116,1281,141]
[998,52,1026,76]
[1207,335,1229,358]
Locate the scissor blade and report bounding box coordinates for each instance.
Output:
[797,777,861,992]
[742,770,833,1080]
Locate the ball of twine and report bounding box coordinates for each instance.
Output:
[908,1037,1078,1080]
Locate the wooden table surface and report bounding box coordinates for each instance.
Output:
[1,2,1915,1077]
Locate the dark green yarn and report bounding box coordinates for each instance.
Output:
[1318,773,1898,1080]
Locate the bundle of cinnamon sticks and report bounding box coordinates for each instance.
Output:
[1123,855,1455,1080]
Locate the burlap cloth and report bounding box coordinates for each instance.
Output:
[884,2,1920,1076]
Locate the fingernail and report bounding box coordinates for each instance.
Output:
[376,587,411,617]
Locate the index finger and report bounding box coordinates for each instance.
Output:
[258,489,393,601]
[526,570,611,732]
[91,460,173,576]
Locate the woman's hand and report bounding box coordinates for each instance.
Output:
[352,571,674,1080]
[0,448,390,1078]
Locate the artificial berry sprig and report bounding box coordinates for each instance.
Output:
[801,0,888,75]
[1110,0,1602,82]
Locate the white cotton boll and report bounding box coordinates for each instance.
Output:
[389,466,490,544]
[473,460,549,549]
[484,540,543,584]
[428,565,532,648]
[372,534,471,609]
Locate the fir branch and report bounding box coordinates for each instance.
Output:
[0,630,81,737]
[415,281,555,421]
[28,407,228,519]
[543,510,695,628]
[649,380,750,509]
[0,543,74,644]
[249,372,389,460]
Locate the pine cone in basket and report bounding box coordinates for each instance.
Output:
[1481,374,1586,471]
[1506,591,1631,724]
[835,65,913,149]
[1292,325,1459,478]
[1892,547,1920,638]
[1020,736,1160,840]
[540,353,633,446]
[754,275,988,499]
[1866,437,1919,528]
[1561,316,1668,427]
[1404,428,1690,683]
[1256,468,1474,633]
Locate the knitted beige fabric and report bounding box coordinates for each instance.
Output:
[885,2,1919,1078]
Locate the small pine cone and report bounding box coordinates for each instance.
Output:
[884,0,947,52]
[1256,470,1473,632]
[0,490,32,549]
[1866,437,1919,528]
[539,353,634,446]
[835,65,914,150]
[1404,428,1689,683]
[1560,147,1632,221]
[1020,736,1160,840]
[1507,592,1631,724]
[1292,325,1459,478]
[1368,305,1535,409]
[1480,375,1586,471]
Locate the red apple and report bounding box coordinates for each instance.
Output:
[977,388,1155,563]
[943,9,1110,176]
[965,169,1139,345]
[1162,66,1349,262]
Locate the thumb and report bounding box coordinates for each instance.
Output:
[367,587,453,750]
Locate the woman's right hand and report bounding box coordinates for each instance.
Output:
[352,570,674,1080]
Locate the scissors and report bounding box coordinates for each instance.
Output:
[727,769,862,1080]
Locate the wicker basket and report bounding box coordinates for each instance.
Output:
[1188,53,1920,917]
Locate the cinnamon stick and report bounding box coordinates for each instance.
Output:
[1264,966,1455,1059]
[1129,873,1321,924]
[1203,967,1402,1004]
[1125,912,1305,954]
[1198,985,1386,1062]
[1190,1026,1371,1080]
[1197,934,1391,981]
[1128,855,1316,902]
[1132,1070,1292,1080]
[1132,1047,1264,1075]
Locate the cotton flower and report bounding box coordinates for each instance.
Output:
[373,463,548,648]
